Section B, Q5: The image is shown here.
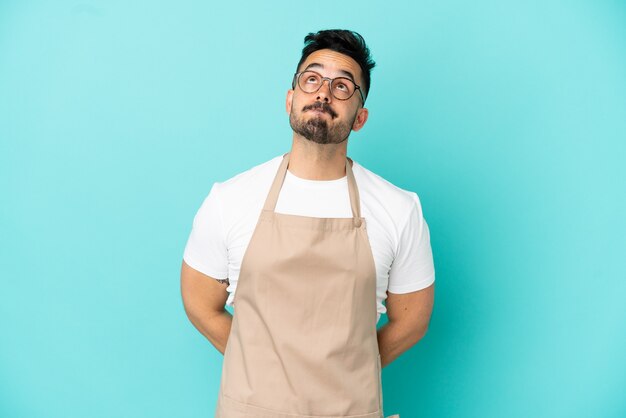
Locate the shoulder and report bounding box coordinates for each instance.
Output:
[352,160,424,222]
[211,154,283,201]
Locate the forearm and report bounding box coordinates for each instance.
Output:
[186,308,233,354]
[376,320,427,368]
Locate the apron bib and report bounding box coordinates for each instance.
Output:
[215,152,398,418]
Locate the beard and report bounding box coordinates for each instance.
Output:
[289,103,357,145]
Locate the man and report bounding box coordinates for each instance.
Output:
[181,29,435,418]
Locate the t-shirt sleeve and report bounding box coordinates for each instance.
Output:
[387,193,435,293]
[182,183,229,280]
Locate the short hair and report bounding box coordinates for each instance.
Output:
[295,29,376,103]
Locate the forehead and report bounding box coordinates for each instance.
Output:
[299,49,363,83]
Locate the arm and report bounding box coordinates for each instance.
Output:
[376,282,434,368]
[180,260,232,354]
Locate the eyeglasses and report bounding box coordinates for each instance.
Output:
[292,70,365,103]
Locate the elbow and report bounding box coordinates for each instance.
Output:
[411,318,432,345]
[181,293,226,326]
[412,323,429,344]
[419,322,430,340]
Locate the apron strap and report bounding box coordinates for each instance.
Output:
[345,156,362,227]
[262,152,362,227]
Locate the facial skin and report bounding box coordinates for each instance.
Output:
[286,49,369,145]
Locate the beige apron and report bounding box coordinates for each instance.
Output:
[215,152,399,418]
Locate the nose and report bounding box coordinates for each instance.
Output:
[316,78,333,103]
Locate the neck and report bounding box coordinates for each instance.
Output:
[288,135,352,180]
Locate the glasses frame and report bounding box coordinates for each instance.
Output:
[292,70,365,104]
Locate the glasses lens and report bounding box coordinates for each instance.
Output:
[299,71,322,93]
[331,78,356,100]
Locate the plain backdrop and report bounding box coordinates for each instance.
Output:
[1,1,625,417]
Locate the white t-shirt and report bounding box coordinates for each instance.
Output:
[183,154,435,324]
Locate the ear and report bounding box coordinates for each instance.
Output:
[286,89,294,114]
[351,107,369,132]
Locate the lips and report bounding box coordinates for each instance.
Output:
[309,109,328,115]
[303,103,336,118]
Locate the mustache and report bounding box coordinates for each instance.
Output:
[303,102,337,119]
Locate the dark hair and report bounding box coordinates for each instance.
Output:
[295,29,376,103]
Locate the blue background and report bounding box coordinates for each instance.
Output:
[1,1,625,417]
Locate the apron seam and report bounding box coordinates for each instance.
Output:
[222,392,383,418]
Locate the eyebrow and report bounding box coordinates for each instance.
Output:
[304,63,356,83]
